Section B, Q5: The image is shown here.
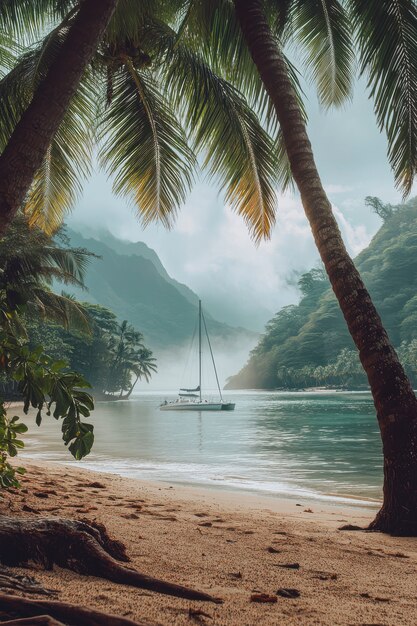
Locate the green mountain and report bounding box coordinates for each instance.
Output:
[65,229,251,351]
[92,230,199,307]
[226,199,417,389]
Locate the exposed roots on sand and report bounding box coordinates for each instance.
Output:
[0,594,157,626]
[0,516,222,624]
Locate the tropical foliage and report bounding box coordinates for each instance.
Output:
[0,217,96,484]
[0,0,280,241]
[0,218,155,486]
[28,304,157,398]
[0,214,92,331]
[177,0,417,198]
[227,198,417,390]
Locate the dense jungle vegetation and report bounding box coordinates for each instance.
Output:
[227,198,417,390]
[0,218,156,405]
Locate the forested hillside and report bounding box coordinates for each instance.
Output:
[66,229,251,350]
[227,199,417,389]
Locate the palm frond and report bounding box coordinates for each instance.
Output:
[0,21,96,233]
[38,246,91,287]
[104,0,182,44]
[0,52,35,151]
[0,0,72,43]
[99,63,195,227]
[24,70,96,233]
[30,289,91,332]
[164,38,278,242]
[0,30,17,75]
[173,0,277,126]
[349,0,417,195]
[0,215,91,291]
[289,0,354,108]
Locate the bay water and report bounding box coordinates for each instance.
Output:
[21,390,382,504]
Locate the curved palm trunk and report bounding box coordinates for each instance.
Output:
[234,0,417,535]
[0,0,118,235]
[125,374,139,399]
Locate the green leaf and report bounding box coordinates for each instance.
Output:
[290,0,354,108]
[68,429,94,460]
[7,443,17,457]
[99,65,195,228]
[12,423,28,434]
[349,0,417,195]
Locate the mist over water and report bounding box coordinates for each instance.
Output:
[148,332,258,391]
[23,391,382,505]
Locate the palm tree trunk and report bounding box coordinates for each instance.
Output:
[125,374,139,399]
[234,0,417,535]
[0,0,118,235]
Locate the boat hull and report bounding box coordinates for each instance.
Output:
[160,402,233,411]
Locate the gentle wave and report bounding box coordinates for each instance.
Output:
[21,390,383,504]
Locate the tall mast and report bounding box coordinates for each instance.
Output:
[198,299,202,402]
[202,310,223,402]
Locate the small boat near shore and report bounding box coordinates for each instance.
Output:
[160,301,235,411]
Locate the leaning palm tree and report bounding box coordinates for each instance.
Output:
[110,322,157,397]
[0,0,278,241]
[3,1,417,536]
[176,0,417,535]
[0,0,119,234]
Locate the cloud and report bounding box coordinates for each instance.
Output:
[325,184,353,194]
[333,205,373,256]
[68,78,405,333]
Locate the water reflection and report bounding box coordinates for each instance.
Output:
[22,391,382,502]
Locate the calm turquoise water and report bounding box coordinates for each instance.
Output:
[22,391,382,503]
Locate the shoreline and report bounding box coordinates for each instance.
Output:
[21,454,382,510]
[25,458,382,517]
[2,460,416,625]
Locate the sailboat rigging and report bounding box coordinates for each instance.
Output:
[160,301,235,411]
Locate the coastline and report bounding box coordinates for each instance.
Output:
[2,460,416,625]
[21,451,383,508]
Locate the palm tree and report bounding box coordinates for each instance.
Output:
[108,321,157,397]
[0,214,92,332]
[0,0,277,239]
[178,0,417,535]
[4,1,417,534]
[121,347,157,399]
[0,0,118,234]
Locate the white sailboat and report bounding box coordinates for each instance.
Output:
[160,301,235,411]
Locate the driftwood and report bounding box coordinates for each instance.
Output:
[0,594,157,626]
[0,517,221,603]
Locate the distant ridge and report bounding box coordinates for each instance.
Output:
[65,228,254,350]
[95,230,199,308]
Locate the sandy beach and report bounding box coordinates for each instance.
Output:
[1,461,416,625]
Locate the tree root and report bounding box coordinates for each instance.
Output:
[1,616,64,626]
[0,568,56,596]
[338,524,365,531]
[0,594,156,626]
[0,517,222,603]
[367,509,417,536]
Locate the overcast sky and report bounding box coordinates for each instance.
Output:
[69,78,407,331]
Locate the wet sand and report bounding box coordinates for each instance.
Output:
[1,461,416,625]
